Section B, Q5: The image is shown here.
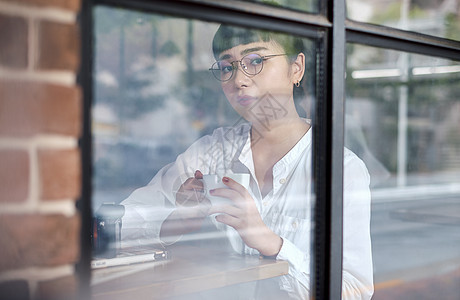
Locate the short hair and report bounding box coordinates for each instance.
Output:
[212,25,304,60]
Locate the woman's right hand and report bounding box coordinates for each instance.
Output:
[160,170,210,240]
[174,170,211,221]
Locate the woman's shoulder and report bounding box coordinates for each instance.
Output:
[197,122,251,146]
[344,147,365,167]
[184,122,251,151]
[344,147,370,186]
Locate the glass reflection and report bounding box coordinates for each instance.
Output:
[117,22,316,300]
[249,0,318,13]
[91,5,373,300]
[346,44,460,299]
[346,0,460,41]
[91,6,318,299]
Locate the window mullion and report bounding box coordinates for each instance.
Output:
[312,0,346,298]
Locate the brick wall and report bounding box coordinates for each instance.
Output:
[0,1,82,300]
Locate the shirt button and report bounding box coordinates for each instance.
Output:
[279,178,286,184]
[292,221,298,229]
[263,201,268,206]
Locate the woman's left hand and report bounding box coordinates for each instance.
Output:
[208,176,283,257]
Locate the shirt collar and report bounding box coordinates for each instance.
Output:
[238,120,312,171]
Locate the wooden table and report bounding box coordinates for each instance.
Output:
[91,244,289,299]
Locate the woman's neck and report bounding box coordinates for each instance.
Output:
[251,116,310,146]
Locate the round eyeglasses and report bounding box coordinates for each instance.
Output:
[209,53,287,82]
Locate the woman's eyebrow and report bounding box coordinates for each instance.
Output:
[219,54,232,60]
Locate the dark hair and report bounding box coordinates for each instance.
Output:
[212,25,304,61]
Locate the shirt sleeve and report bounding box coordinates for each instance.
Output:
[120,134,215,247]
[276,236,311,299]
[120,164,185,247]
[342,151,374,299]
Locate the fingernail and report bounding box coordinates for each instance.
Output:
[209,189,215,194]
[222,177,229,182]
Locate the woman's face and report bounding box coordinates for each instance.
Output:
[217,41,300,122]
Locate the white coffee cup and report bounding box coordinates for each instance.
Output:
[201,174,250,206]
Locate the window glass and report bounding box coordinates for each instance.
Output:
[346,44,460,299]
[247,0,319,13]
[346,0,460,41]
[91,5,322,299]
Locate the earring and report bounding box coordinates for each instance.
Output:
[295,81,300,87]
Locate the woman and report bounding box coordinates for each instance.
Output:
[121,25,373,299]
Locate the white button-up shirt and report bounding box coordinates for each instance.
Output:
[121,121,373,299]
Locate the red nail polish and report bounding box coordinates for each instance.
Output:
[222,177,229,182]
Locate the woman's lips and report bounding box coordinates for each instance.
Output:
[237,96,257,106]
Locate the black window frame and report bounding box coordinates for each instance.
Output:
[78,0,460,299]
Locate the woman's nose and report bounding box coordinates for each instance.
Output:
[232,64,251,87]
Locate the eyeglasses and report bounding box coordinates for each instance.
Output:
[209,53,287,82]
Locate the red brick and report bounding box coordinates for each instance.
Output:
[38,149,81,201]
[1,0,80,12]
[0,150,29,204]
[37,275,78,300]
[37,21,80,71]
[0,13,28,69]
[0,214,80,271]
[0,80,81,137]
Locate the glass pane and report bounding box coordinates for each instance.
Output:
[346,44,460,299]
[91,5,319,299]
[247,0,319,13]
[346,0,460,41]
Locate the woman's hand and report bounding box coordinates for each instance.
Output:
[175,170,211,220]
[208,177,283,257]
[160,170,210,239]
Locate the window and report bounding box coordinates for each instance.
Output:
[347,0,460,41]
[248,0,318,13]
[80,0,460,299]
[88,4,323,299]
[346,45,460,299]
